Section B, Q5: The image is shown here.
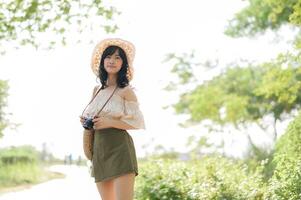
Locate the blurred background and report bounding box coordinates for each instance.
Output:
[0,0,301,199]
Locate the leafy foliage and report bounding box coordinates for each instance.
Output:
[0,0,119,50]
[225,0,301,37]
[160,1,301,199]
[172,62,301,139]
[0,145,64,188]
[265,111,301,199]
[135,157,266,200]
[135,113,301,199]
[0,145,39,165]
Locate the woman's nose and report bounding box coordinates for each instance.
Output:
[109,58,115,64]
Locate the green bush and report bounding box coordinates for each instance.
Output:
[0,162,43,187]
[0,145,43,187]
[135,156,265,200]
[135,159,194,200]
[264,111,301,199]
[0,145,39,165]
[265,159,301,200]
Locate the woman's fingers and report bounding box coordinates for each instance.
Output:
[79,116,85,124]
[92,116,101,123]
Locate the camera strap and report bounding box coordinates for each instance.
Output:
[82,85,118,117]
[95,85,118,116]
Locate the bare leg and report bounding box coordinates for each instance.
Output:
[114,173,135,200]
[96,179,116,200]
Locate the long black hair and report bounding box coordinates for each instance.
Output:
[98,46,130,89]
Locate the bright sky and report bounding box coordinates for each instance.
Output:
[0,0,294,159]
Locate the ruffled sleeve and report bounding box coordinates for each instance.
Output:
[120,100,146,129]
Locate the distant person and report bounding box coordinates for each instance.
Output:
[64,155,67,165]
[77,155,82,166]
[68,154,73,165]
[80,38,145,200]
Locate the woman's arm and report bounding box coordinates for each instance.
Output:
[110,118,137,130]
[93,116,136,130]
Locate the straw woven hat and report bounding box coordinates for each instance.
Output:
[91,38,135,80]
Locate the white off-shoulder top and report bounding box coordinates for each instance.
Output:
[82,86,145,129]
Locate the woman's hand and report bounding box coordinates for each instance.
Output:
[92,116,113,130]
[79,116,85,126]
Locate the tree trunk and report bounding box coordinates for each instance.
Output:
[272,118,278,142]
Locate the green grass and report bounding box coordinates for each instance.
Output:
[0,162,65,192]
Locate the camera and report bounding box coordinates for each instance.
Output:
[83,117,94,130]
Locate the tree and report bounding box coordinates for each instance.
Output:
[224,0,301,38]
[223,0,301,140]
[164,0,301,159]
[0,0,119,51]
[167,55,301,139]
[0,80,9,138]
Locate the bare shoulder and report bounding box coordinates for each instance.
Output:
[120,85,138,102]
[93,85,100,95]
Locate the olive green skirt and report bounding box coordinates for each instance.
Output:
[91,128,138,182]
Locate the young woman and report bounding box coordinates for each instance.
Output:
[80,38,145,200]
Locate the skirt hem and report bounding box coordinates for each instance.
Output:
[95,170,138,183]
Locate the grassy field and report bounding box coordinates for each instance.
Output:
[0,145,66,193]
[0,162,65,193]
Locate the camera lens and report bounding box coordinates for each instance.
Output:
[83,118,94,130]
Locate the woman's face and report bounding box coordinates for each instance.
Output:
[104,50,123,75]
